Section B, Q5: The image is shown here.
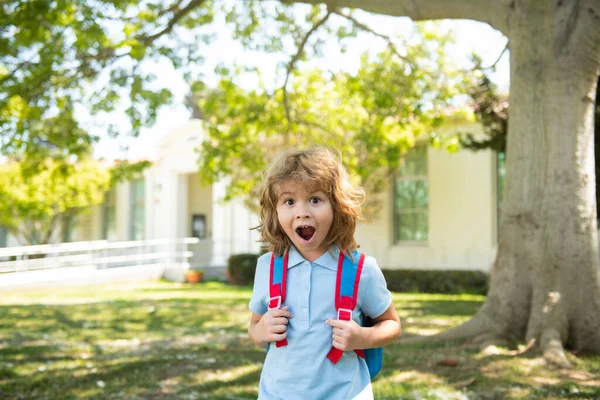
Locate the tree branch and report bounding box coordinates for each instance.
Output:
[40,214,59,245]
[138,0,207,45]
[282,10,332,131]
[483,41,509,70]
[157,0,187,18]
[0,60,39,85]
[262,0,510,34]
[22,220,37,246]
[331,9,404,59]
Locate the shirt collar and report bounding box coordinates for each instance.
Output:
[287,245,340,271]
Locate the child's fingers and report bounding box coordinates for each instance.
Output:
[271,308,293,318]
[332,339,345,351]
[270,332,287,342]
[271,317,289,325]
[271,324,287,334]
[326,318,347,328]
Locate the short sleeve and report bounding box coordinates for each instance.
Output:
[359,256,393,319]
[248,252,271,315]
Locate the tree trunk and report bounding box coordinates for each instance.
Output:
[433,1,600,362]
[497,0,600,356]
[285,0,600,359]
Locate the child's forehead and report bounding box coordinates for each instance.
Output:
[276,179,327,196]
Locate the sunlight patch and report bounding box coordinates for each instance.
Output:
[404,328,444,336]
[194,363,262,384]
[531,376,561,385]
[387,370,444,385]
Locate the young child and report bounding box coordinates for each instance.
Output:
[248,147,401,399]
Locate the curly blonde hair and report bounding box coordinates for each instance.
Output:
[257,147,365,257]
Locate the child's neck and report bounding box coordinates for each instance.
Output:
[294,246,331,262]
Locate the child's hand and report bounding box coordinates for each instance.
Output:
[257,306,293,343]
[326,318,364,351]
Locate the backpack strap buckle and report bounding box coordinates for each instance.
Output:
[337,308,353,321]
[268,295,282,310]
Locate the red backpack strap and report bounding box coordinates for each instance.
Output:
[269,251,288,348]
[327,250,366,364]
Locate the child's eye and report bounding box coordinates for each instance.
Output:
[284,199,294,206]
[309,197,321,204]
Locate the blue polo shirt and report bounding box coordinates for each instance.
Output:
[249,246,392,400]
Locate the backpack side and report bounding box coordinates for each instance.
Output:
[346,251,384,379]
[361,315,384,379]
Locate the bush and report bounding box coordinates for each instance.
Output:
[225,253,489,294]
[227,253,261,286]
[382,269,489,295]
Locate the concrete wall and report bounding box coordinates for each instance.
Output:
[355,146,498,271]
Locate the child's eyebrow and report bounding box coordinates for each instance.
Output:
[278,189,326,199]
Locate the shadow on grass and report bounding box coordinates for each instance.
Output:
[398,300,482,317]
[0,296,263,399]
[377,333,600,399]
[0,297,248,339]
[1,346,265,399]
[1,283,599,400]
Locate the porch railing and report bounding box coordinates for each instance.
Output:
[0,238,200,274]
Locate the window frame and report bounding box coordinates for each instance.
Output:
[392,146,429,245]
[129,179,146,241]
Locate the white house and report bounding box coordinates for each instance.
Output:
[0,119,503,272]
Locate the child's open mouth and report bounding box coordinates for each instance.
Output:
[296,225,315,242]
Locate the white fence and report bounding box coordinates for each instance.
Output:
[0,238,199,290]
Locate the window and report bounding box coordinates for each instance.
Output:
[62,215,76,243]
[192,214,207,239]
[130,180,145,240]
[102,190,117,241]
[394,146,428,242]
[0,226,7,247]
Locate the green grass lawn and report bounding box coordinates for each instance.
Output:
[1,281,599,399]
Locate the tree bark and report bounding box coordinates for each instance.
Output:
[287,0,600,359]
[486,0,600,356]
[287,0,510,32]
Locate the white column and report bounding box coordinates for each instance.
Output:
[116,181,130,240]
[211,179,228,267]
[176,174,189,238]
[157,171,179,241]
[144,171,155,240]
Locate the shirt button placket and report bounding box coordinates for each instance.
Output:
[302,262,311,326]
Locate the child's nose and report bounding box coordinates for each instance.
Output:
[295,205,310,219]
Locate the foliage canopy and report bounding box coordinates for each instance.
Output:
[194,23,475,213]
